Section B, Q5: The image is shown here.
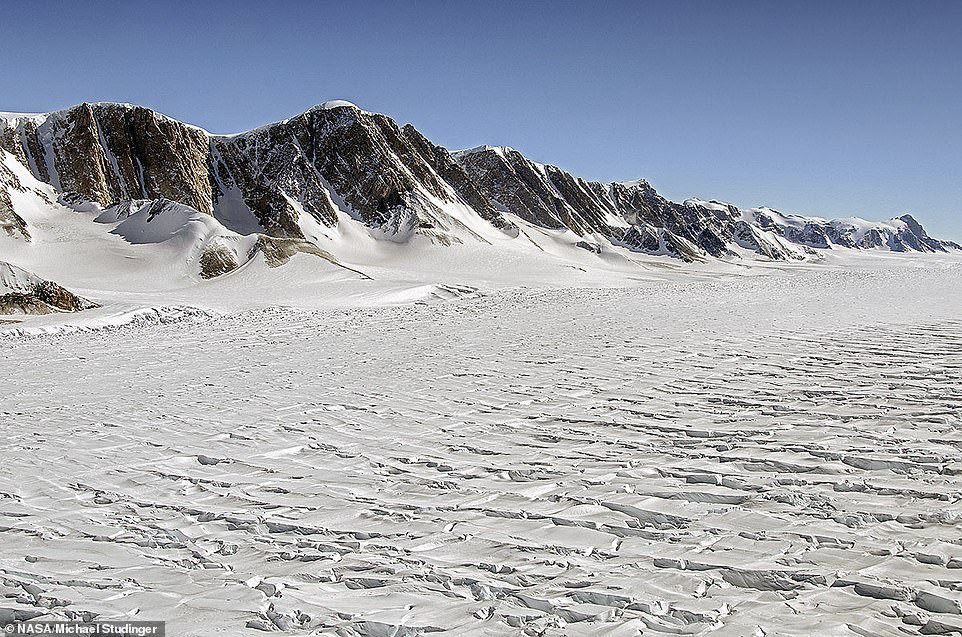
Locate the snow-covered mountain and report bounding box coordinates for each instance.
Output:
[0,101,958,314]
[454,145,959,261]
[0,102,515,246]
[0,260,96,315]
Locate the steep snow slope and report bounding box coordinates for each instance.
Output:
[0,260,41,293]
[0,149,371,308]
[95,198,260,278]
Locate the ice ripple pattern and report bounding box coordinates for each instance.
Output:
[2,278,961,636]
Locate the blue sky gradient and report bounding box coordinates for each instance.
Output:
[3,1,960,238]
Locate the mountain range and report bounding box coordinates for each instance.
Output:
[1,100,958,315]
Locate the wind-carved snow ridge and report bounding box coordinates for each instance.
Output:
[0,304,218,339]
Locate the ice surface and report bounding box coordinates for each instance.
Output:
[2,262,961,636]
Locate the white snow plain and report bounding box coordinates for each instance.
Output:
[2,257,962,636]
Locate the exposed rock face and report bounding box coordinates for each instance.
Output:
[400,126,516,235]
[782,223,831,249]
[255,236,337,268]
[211,105,520,242]
[1,101,957,262]
[455,144,961,259]
[454,147,740,259]
[197,243,240,279]
[0,103,213,213]
[454,146,616,234]
[0,183,30,240]
[890,214,960,251]
[609,183,735,257]
[1,102,516,244]
[732,220,806,261]
[0,261,98,315]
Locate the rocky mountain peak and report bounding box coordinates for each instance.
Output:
[1,100,957,266]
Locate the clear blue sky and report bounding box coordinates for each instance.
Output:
[3,1,960,239]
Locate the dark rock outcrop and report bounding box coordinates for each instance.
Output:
[0,261,98,315]
[454,146,615,234]
[454,147,740,259]
[0,188,29,241]
[895,214,961,252]
[0,103,213,213]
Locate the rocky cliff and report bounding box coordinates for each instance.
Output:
[1,101,957,265]
[454,146,960,260]
[0,102,516,244]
